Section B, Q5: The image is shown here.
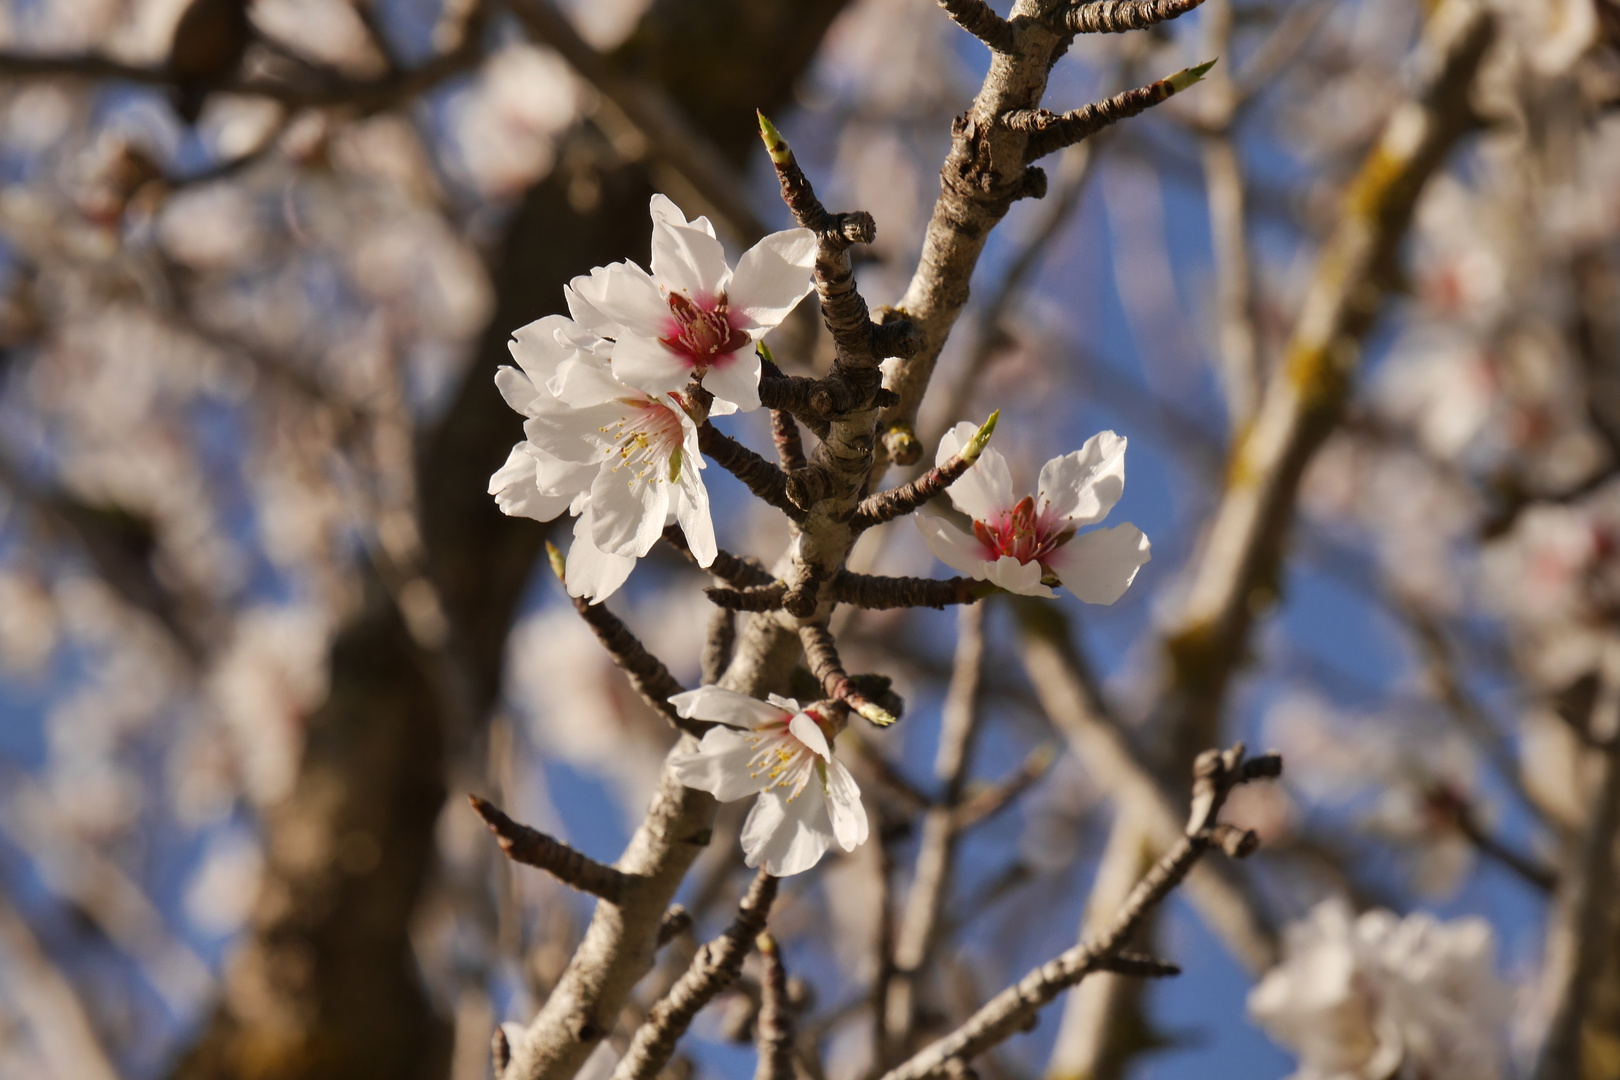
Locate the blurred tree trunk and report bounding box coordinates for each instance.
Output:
[168,3,848,1078]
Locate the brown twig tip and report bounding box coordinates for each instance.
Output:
[1057,0,1209,35]
[799,624,899,726]
[938,0,1016,52]
[658,906,694,947]
[1095,952,1182,978]
[467,795,634,903]
[754,928,794,1080]
[1013,61,1215,162]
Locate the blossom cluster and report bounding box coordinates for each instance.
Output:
[488,193,1154,873]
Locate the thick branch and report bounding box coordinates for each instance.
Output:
[610,871,779,1080]
[1056,0,1206,34]
[878,746,1280,1080]
[469,796,634,903]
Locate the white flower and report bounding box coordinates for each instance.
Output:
[669,686,868,876]
[488,313,716,602]
[566,194,817,413]
[1248,900,1511,1080]
[915,424,1150,602]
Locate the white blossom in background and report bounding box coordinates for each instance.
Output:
[569,195,816,413]
[489,313,715,601]
[669,687,868,876]
[452,44,580,197]
[917,423,1150,602]
[1249,900,1511,1080]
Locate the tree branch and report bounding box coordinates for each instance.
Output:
[699,422,803,521]
[828,572,993,610]
[938,0,1017,52]
[469,796,635,903]
[852,412,998,530]
[610,870,779,1080]
[755,932,796,1080]
[1055,0,1207,34]
[1012,61,1214,162]
[878,746,1280,1080]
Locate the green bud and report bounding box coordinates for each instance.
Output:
[668,446,683,484]
[1167,58,1218,94]
[757,110,792,165]
[546,541,566,582]
[855,699,898,728]
[963,409,1000,462]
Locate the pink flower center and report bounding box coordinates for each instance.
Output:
[661,292,749,369]
[973,495,1072,565]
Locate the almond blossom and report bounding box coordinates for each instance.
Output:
[488,313,715,602]
[669,686,868,876]
[565,194,817,413]
[915,423,1151,602]
[1248,900,1510,1080]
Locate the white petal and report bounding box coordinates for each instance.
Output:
[565,518,637,602]
[577,261,670,337]
[725,228,817,332]
[509,314,581,389]
[522,408,615,464]
[649,193,715,238]
[1039,431,1127,527]
[587,463,668,557]
[650,198,731,299]
[700,350,762,413]
[488,445,572,522]
[670,726,772,802]
[766,694,802,713]
[935,421,980,467]
[670,686,791,728]
[530,446,596,496]
[948,446,1016,522]
[789,712,832,760]
[564,266,617,334]
[916,512,991,578]
[741,791,834,877]
[1045,523,1151,605]
[823,758,868,851]
[548,353,625,408]
[612,333,692,395]
[495,365,541,415]
[984,555,1054,598]
[675,460,717,568]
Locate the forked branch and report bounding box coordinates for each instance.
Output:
[877,745,1282,1080]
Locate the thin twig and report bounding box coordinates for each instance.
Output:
[829,572,992,611]
[853,413,998,530]
[1012,61,1215,161]
[699,423,803,521]
[611,871,779,1080]
[755,932,796,1080]
[469,797,634,903]
[1055,0,1207,34]
[800,624,897,727]
[878,746,1281,1080]
[939,0,1017,51]
[548,543,698,735]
